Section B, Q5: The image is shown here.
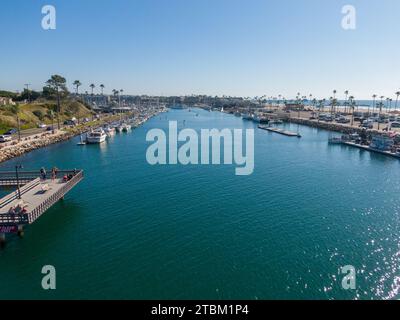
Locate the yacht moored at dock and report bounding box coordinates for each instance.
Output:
[329,133,400,159]
[86,129,107,144]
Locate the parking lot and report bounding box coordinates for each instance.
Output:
[292,110,400,133]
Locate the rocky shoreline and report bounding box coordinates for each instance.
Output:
[0,115,122,164]
[0,110,166,164]
[0,129,85,164]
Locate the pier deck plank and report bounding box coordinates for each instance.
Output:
[0,179,64,214]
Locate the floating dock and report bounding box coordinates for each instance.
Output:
[258,125,301,138]
[341,141,400,159]
[0,169,83,246]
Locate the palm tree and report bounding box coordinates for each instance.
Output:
[344,90,349,113]
[119,89,124,108]
[372,94,377,114]
[11,103,21,141]
[100,84,105,95]
[90,84,95,95]
[378,96,384,130]
[329,96,334,116]
[73,80,82,95]
[349,96,355,126]
[395,91,400,111]
[332,90,337,114]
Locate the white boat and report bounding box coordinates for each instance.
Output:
[328,137,343,144]
[116,125,124,133]
[369,135,394,151]
[122,124,131,132]
[252,115,261,123]
[104,126,116,135]
[242,113,254,121]
[86,129,107,144]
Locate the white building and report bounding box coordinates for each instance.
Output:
[0,97,16,106]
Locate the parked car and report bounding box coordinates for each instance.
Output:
[0,135,12,143]
[361,122,373,129]
[336,117,350,124]
[46,126,54,131]
[63,120,76,126]
[38,123,47,128]
[4,128,17,135]
[390,122,400,128]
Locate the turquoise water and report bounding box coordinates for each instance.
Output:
[1,109,400,300]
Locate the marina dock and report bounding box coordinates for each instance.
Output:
[341,141,400,159]
[0,169,83,245]
[258,125,301,137]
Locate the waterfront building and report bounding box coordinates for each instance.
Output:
[0,97,16,106]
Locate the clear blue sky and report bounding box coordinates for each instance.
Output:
[0,0,399,99]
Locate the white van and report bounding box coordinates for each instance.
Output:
[0,135,12,143]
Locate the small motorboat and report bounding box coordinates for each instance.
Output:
[77,135,86,146]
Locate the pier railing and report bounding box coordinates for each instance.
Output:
[0,170,80,186]
[0,170,84,226]
[27,170,84,224]
[0,178,41,209]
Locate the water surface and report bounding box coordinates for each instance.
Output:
[1,109,399,300]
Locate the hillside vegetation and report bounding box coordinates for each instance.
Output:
[0,99,93,134]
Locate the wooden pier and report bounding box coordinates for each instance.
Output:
[258,125,301,138]
[0,169,83,246]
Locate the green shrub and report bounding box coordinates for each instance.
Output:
[33,110,44,120]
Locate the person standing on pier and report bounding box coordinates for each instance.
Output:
[40,167,47,180]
